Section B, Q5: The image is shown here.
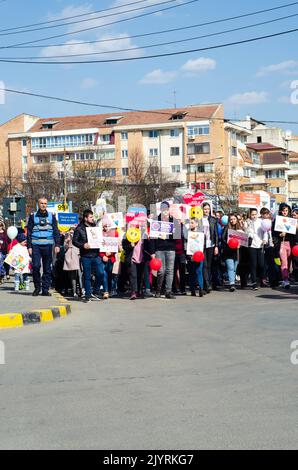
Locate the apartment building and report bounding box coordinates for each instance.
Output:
[0,113,39,191]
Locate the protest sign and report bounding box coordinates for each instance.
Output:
[106,212,124,229]
[183,192,205,207]
[186,232,204,255]
[126,206,147,227]
[86,227,103,248]
[274,216,297,235]
[99,237,119,253]
[149,220,174,238]
[4,244,30,274]
[239,192,261,208]
[228,229,249,248]
[58,213,79,232]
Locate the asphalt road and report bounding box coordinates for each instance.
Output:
[1,288,298,450]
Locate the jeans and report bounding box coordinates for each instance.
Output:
[156,250,176,293]
[32,244,53,291]
[102,260,112,292]
[225,259,239,286]
[280,241,291,281]
[81,256,104,298]
[15,273,29,282]
[188,260,204,291]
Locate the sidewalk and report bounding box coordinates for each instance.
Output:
[0,280,71,329]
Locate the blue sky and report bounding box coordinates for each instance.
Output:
[0,0,298,132]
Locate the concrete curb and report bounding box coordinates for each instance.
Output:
[0,304,71,329]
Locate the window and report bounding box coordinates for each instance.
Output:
[122,168,129,176]
[194,182,211,190]
[121,132,128,140]
[265,170,285,179]
[290,162,298,168]
[149,148,158,157]
[50,154,64,162]
[231,146,237,156]
[171,165,181,173]
[188,125,210,137]
[33,155,49,164]
[257,136,262,143]
[231,131,237,141]
[170,129,179,137]
[170,147,180,156]
[121,150,128,159]
[22,139,27,147]
[148,130,159,138]
[270,187,286,194]
[95,168,116,177]
[105,116,123,125]
[22,156,27,165]
[187,142,210,154]
[101,134,111,143]
[187,164,213,173]
[240,135,247,143]
[148,166,159,175]
[31,134,94,149]
[170,112,186,121]
[250,152,260,165]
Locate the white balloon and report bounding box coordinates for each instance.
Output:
[7,226,18,240]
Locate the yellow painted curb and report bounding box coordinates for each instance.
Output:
[0,314,23,329]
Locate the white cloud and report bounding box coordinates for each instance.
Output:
[278,96,291,104]
[139,69,177,85]
[226,91,269,105]
[257,60,298,77]
[181,57,216,75]
[81,78,98,89]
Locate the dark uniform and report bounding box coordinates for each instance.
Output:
[27,209,60,294]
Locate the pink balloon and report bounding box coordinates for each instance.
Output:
[261,219,272,232]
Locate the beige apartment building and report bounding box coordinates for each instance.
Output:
[0,104,255,199]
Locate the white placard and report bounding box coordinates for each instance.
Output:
[274,215,297,235]
[187,232,205,255]
[86,227,103,248]
[99,237,119,253]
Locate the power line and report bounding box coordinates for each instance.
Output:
[0,26,297,64]
[1,87,298,126]
[3,12,298,60]
[0,0,171,33]
[0,0,184,36]
[4,2,298,49]
[3,0,198,48]
[3,1,298,49]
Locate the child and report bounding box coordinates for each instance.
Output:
[12,233,31,291]
[187,218,204,297]
[63,228,82,298]
[99,215,119,299]
[122,227,144,300]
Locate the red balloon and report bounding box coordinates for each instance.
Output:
[292,245,298,257]
[192,251,204,263]
[228,238,240,250]
[150,258,162,271]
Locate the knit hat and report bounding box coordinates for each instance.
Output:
[17,233,27,243]
[160,201,170,210]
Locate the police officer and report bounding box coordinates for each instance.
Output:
[27,197,61,296]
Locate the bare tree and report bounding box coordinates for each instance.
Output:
[213,167,239,212]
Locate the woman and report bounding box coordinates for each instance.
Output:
[197,203,219,293]
[222,214,242,292]
[273,203,294,289]
[245,208,266,290]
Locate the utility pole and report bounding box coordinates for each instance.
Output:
[63,147,67,207]
[173,90,177,109]
[7,141,12,195]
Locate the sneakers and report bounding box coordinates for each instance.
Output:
[42,291,52,296]
[103,292,109,300]
[252,284,258,291]
[83,296,92,303]
[229,285,236,292]
[32,288,40,297]
[145,289,154,297]
[130,292,137,300]
[14,283,19,292]
[283,280,290,289]
[91,293,101,301]
[155,291,161,298]
[25,281,30,291]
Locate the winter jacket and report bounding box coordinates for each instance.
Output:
[72,221,99,258]
[0,231,8,254]
[63,235,81,271]
[221,226,239,261]
[197,216,219,249]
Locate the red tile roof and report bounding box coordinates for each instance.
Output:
[246,143,284,151]
[28,104,222,133]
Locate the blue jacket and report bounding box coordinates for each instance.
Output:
[27,210,60,248]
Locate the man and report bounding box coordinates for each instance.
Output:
[72,209,105,303]
[152,201,181,299]
[27,197,60,296]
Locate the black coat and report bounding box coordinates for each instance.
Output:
[197,216,219,249]
[221,226,238,261]
[72,221,99,258]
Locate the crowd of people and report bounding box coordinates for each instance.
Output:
[1,197,298,303]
